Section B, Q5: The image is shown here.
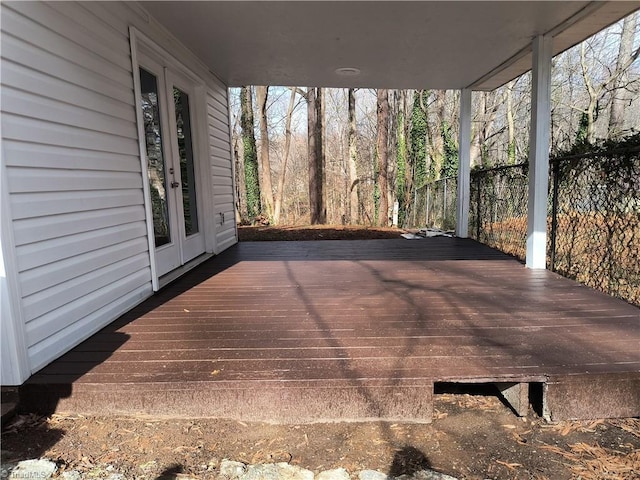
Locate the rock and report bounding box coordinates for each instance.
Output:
[246,463,314,480]
[358,470,457,480]
[218,461,314,480]
[359,470,388,480]
[9,459,57,479]
[139,460,158,473]
[61,471,82,480]
[396,470,458,480]
[0,464,15,479]
[106,474,127,480]
[244,463,280,480]
[317,468,351,480]
[219,460,248,480]
[274,463,314,480]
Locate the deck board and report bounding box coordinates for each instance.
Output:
[21,238,640,422]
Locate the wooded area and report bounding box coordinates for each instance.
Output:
[231,13,639,227]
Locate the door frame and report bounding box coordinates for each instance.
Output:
[130,27,214,290]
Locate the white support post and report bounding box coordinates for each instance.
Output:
[456,88,472,238]
[526,35,552,269]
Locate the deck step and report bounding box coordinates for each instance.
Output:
[543,372,640,421]
[20,380,434,423]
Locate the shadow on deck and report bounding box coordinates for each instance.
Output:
[20,238,640,422]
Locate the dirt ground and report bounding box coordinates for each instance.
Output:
[2,227,638,479]
[237,225,407,242]
[2,394,639,480]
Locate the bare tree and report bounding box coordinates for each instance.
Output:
[470,91,503,166]
[255,86,275,220]
[308,87,326,224]
[506,80,516,163]
[376,89,389,226]
[232,116,247,222]
[273,88,297,224]
[609,13,638,139]
[580,19,640,144]
[347,88,359,224]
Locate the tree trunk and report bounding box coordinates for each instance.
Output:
[470,91,501,166]
[308,87,325,224]
[428,90,446,180]
[273,88,297,225]
[232,127,247,223]
[395,90,410,227]
[387,91,398,223]
[240,86,261,220]
[506,81,516,163]
[580,42,601,145]
[609,13,637,139]
[376,89,389,226]
[347,88,359,224]
[319,88,326,223]
[255,86,274,220]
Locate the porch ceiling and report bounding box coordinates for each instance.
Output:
[140,1,639,91]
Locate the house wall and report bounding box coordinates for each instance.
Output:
[207,90,237,252]
[0,1,236,384]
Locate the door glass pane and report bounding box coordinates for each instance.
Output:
[139,68,171,247]
[173,87,199,236]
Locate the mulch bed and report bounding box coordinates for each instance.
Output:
[237,225,407,242]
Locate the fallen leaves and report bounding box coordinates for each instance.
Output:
[496,459,522,470]
[2,413,45,433]
[610,418,640,439]
[543,418,606,436]
[540,441,640,480]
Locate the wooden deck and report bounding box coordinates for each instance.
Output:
[21,238,640,422]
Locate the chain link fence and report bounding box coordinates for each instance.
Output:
[409,141,639,306]
[469,164,529,260]
[549,147,639,306]
[406,177,458,231]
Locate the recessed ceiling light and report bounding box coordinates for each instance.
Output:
[335,67,361,76]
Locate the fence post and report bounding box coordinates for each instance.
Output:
[549,159,560,272]
[443,179,448,229]
[413,187,417,227]
[476,174,482,240]
[425,184,430,227]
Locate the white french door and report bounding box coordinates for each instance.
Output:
[138,52,205,278]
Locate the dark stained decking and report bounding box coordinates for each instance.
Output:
[22,238,640,422]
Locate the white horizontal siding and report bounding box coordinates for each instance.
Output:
[1,33,133,105]
[15,223,148,271]
[207,88,237,253]
[13,206,146,246]
[3,140,140,172]
[28,281,152,372]
[8,169,143,194]
[11,190,144,219]
[3,116,140,155]
[19,237,149,297]
[2,87,136,139]
[16,1,132,70]
[1,1,152,375]
[2,5,133,88]
[2,61,134,121]
[1,0,238,381]
[24,253,151,340]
